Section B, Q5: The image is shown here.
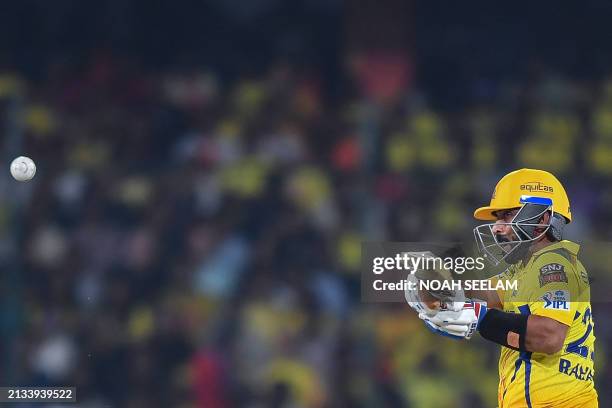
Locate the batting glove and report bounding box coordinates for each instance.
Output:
[419,301,488,340]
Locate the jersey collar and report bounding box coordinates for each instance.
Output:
[531,240,580,259]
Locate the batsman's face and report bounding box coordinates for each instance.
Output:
[492,209,520,250]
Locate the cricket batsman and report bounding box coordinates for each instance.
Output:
[406,168,598,407]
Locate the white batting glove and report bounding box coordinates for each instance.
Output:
[405,273,467,316]
[419,301,488,340]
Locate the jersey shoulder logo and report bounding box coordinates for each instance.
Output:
[539,262,568,287]
[543,290,570,310]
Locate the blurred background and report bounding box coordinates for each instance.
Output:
[1,1,612,407]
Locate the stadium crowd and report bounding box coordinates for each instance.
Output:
[1,56,612,407]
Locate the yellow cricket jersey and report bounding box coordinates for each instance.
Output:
[495,240,598,408]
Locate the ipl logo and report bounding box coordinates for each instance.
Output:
[543,290,570,311]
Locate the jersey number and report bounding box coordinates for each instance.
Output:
[566,307,593,360]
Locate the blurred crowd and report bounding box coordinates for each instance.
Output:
[1,56,612,407]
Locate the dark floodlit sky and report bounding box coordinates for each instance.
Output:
[0,0,610,96]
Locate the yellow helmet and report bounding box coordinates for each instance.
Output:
[474,168,571,222]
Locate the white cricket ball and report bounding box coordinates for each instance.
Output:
[10,156,37,181]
